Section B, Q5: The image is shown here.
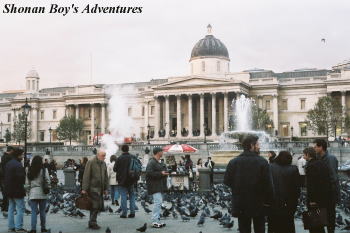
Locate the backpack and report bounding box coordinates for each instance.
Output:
[128,155,142,184]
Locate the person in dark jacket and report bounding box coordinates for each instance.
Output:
[304,147,332,233]
[313,139,339,233]
[4,148,27,233]
[78,157,88,188]
[267,151,276,164]
[146,147,168,228]
[0,146,14,217]
[268,151,300,233]
[113,144,136,218]
[204,157,215,186]
[224,135,274,233]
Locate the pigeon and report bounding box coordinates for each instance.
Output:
[223,220,234,229]
[108,206,114,213]
[181,215,190,222]
[136,223,147,232]
[143,206,152,214]
[197,214,205,226]
[106,227,111,233]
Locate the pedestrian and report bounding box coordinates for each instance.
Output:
[146,147,169,228]
[26,155,51,233]
[78,157,88,188]
[304,147,332,233]
[298,153,307,187]
[113,144,136,218]
[108,155,120,206]
[204,157,215,186]
[313,139,340,233]
[43,159,50,175]
[4,147,27,233]
[267,151,276,164]
[224,135,274,233]
[82,149,109,230]
[0,145,14,218]
[196,158,204,177]
[268,151,300,233]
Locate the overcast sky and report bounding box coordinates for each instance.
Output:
[0,0,349,91]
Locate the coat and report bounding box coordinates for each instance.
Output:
[224,151,274,217]
[270,163,300,214]
[4,158,26,198]
[305,158,332,208]
[146,157,167,195]
[26,168,51,200]
[82,156,109,195]
[107,162,118,186]
[0,152,13,181]
[319,151,340,203]
[113,152,132,187]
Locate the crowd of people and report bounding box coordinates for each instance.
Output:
[0,136,342,233]
[224,136,340,233]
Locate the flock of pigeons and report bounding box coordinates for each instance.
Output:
[3,178,349,232]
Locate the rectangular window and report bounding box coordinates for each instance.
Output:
[281,123,289,137]
[282,99,288,110]
[299,122,307,136]
[128,107,132,117]
[265,100,271,110]
[53,110,57,119]
[142,106,145,117]
[40,111,44,120]
[300,99,306,110]
[39,131,45,141]
[151,106,155,115]
[7,113,11,122]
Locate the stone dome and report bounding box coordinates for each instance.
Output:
[26,69,39,78]
[190,25,229,61]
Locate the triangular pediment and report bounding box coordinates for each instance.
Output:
[154,76,234,89]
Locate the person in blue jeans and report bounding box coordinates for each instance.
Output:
[26,155,51,233]
[146,147,169,228]
[113,145,136,218]
[4,148,27,233]
[107,155,120,206]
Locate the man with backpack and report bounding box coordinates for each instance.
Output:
[114,144,141,218]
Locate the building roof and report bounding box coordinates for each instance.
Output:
[26,69,39,78]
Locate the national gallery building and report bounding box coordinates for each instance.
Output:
[1,25,350,145]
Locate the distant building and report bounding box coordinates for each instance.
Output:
[1,25,349,144]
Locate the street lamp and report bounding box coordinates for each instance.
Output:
[48,127,52,155]
[291,126,294,141]
[95,125,100,145]
[21,98,31,166]
[147,124,151,144]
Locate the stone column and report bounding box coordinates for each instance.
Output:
[144,102,149,137]
[258,95,263,109]
[176,95,181,137]
[200,93,205,137]
[211,93,217,136]
[154,96,160,139]
[188,94,193,137]
[342,91,346,132]
[10,109,15,134]
[272,95,279,133]
[75,105,79,119]
[165,95,170,138]
[101,104,106,134]
[31,108,38,142]
[90,104,95,144]
[224,92,228,132]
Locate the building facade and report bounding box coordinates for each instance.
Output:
[1,25,350,145]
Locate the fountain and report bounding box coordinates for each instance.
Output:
[211,94,272,166]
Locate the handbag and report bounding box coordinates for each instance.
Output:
[75,194,92,211]
[302,207,328,229]
[42,168,50,195]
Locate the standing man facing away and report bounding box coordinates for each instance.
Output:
[146,147,168,228]
[0,146,14,218]
[82,149,109,230]
[313,139,340,233]
[224,135,274,233]
[113,144,136,218]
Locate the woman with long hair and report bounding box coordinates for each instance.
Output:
[26,155,50,233]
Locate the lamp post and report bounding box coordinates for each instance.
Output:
[291,126,294,141]
[147,124,151,144]
[48,127,52,154]
[21,98,31,166]
[95,125,100,145]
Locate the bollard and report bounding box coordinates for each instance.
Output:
[198,167,211,192]
[63,168,76,191]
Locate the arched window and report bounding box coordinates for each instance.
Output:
[217,61,220,72]
[202,61,205,72]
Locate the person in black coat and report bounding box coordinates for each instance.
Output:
[268,151,300,233]
[304,147,332,233]
[0,146,14,216]
[204,157,215,186]
[224,135,274,233]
